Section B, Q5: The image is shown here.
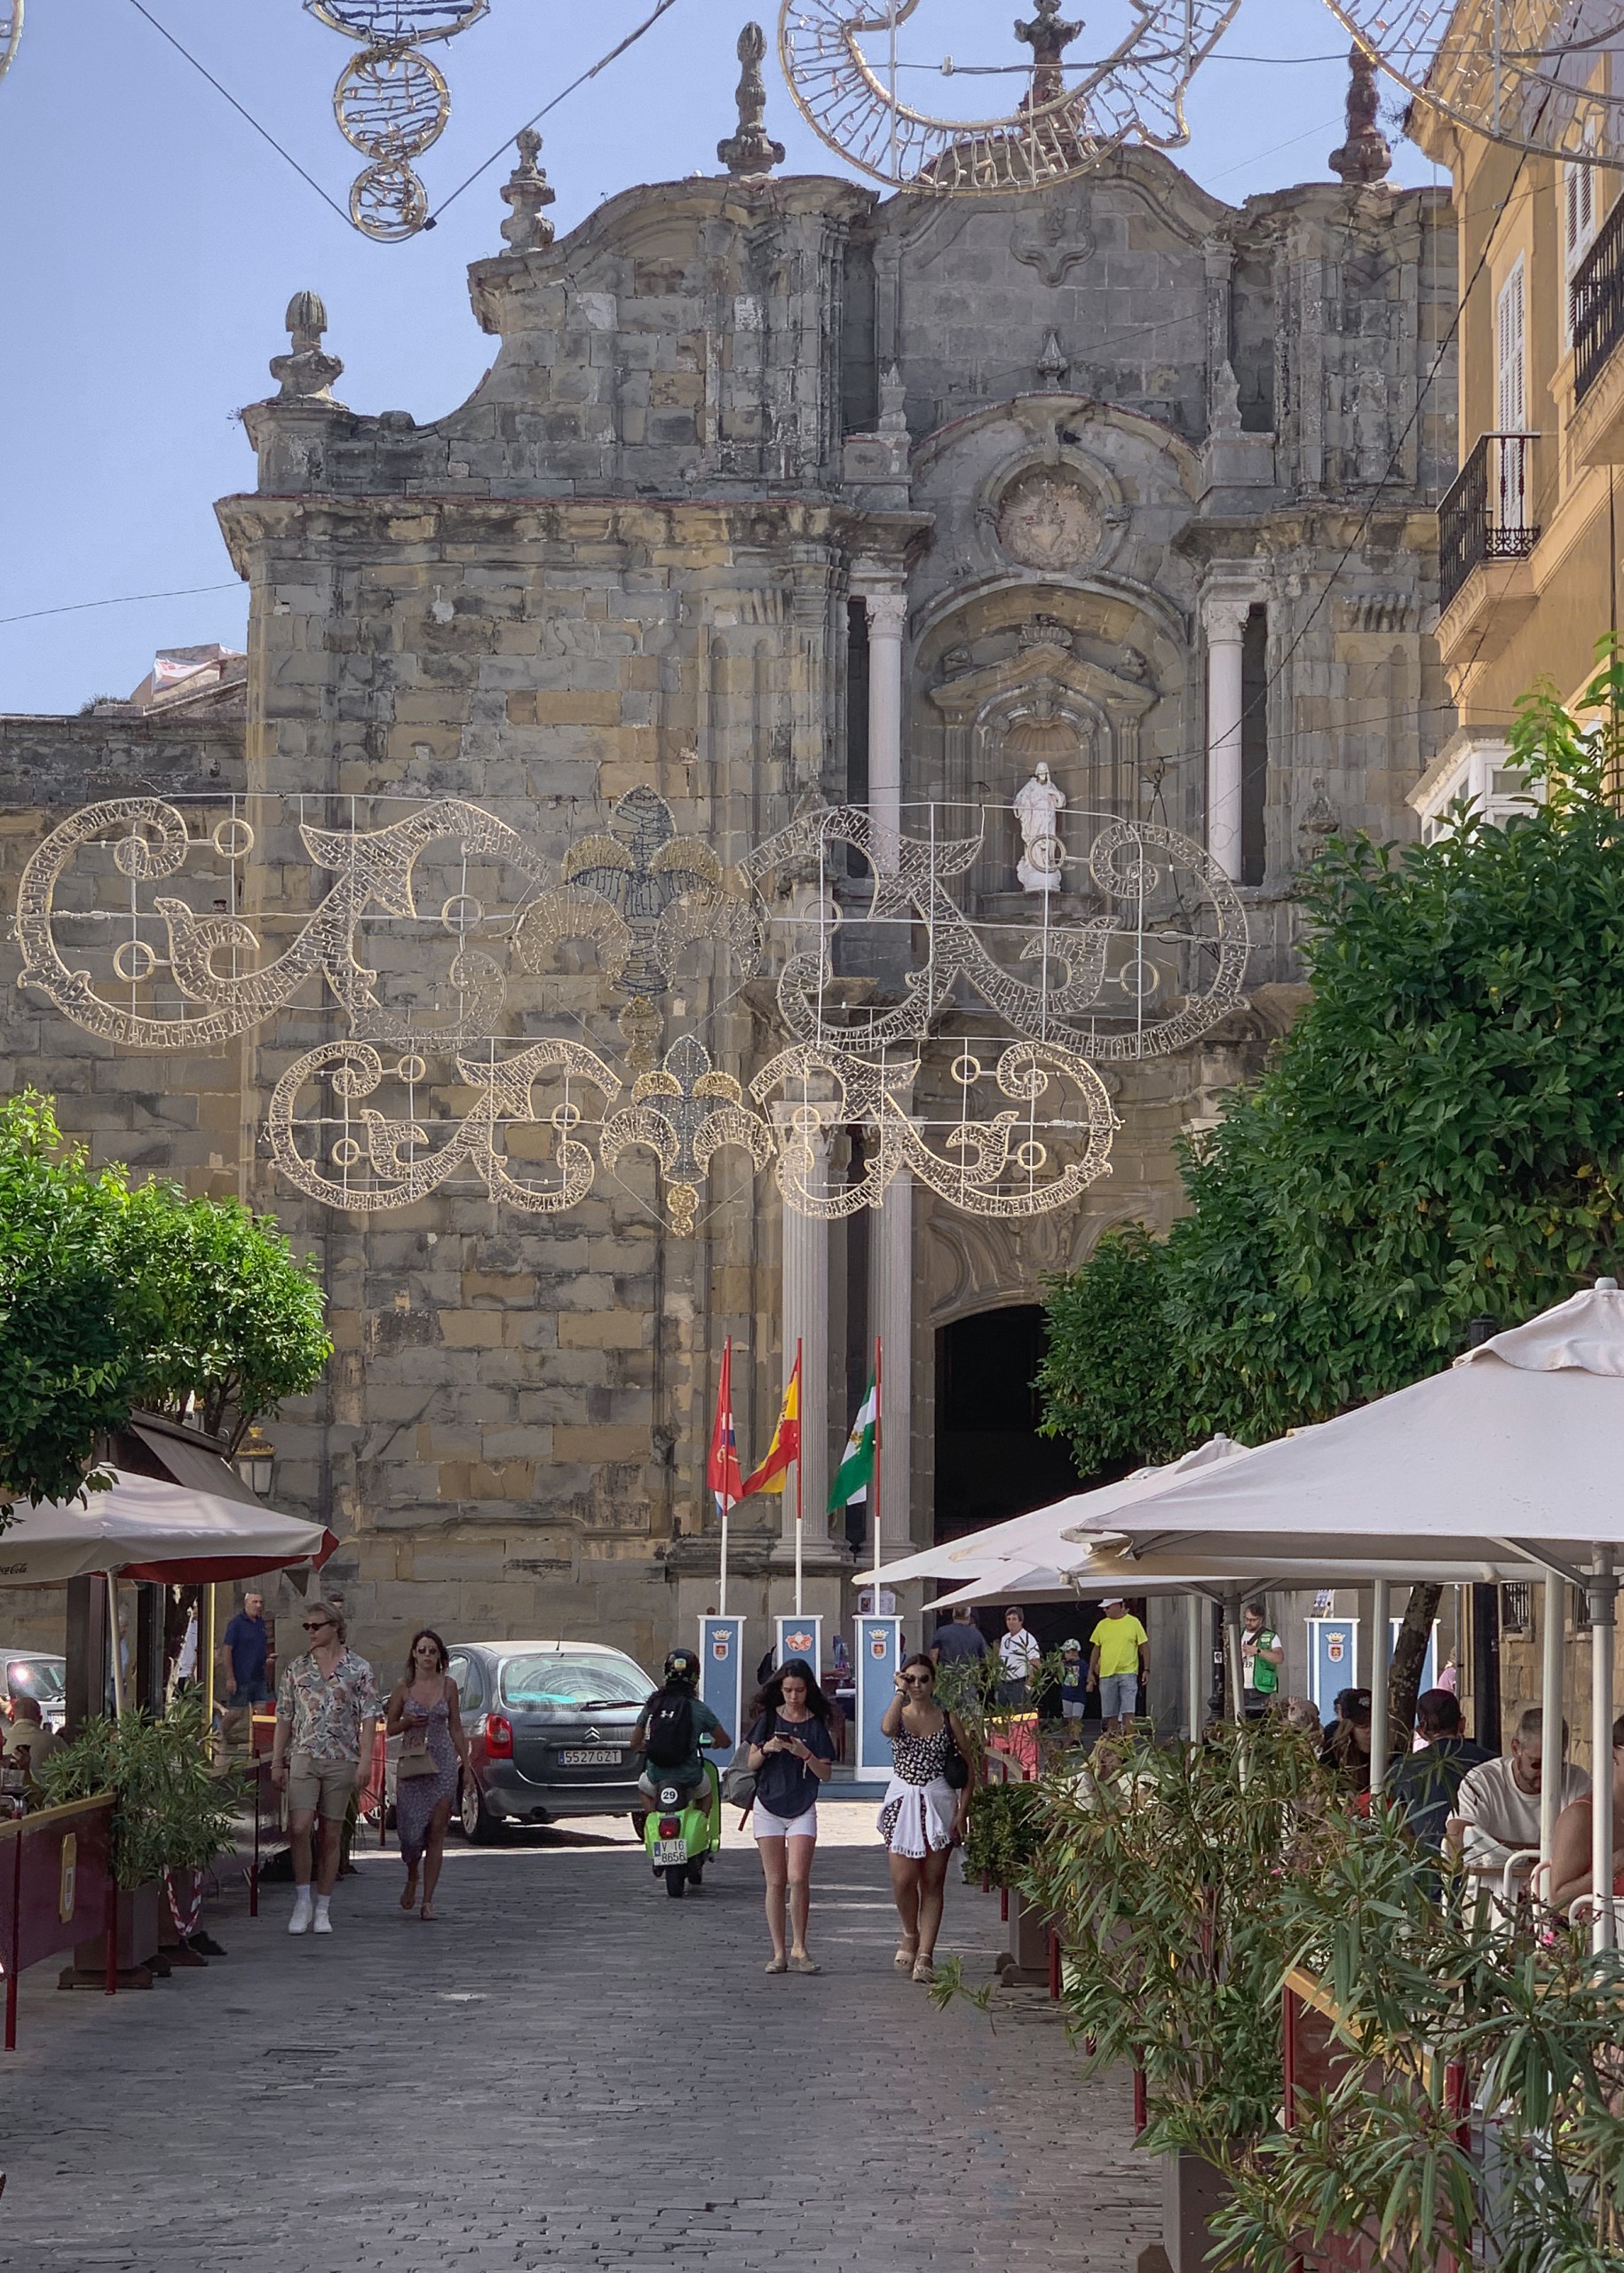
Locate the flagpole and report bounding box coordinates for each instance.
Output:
[719,1334,731,1618]
[794,1334,804,1617]
[872,1333,883,1588]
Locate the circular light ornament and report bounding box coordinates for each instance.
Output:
[0,2,22,89]
[778,0,1243,192]
[1322,0,1624,161]
[305,0,487,44]
[349,158,432,241]
[335,45,450,158]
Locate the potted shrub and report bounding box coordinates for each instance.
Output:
[37,1700,237,1987]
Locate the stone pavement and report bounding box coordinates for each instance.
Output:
[0,1798,1160,2273]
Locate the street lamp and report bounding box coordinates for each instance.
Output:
[233,1424,275,1500]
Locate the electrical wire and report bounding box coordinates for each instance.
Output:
[424,0,686,226]
[124,0,351,226]
[0,582,242,630]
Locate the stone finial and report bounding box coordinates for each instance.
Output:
[1328,44,1392,186]
[717,22,785,177]
[877,362,907,434]
[1036,329,1069,389]
[1014,0,1081,107]
[269,289,344,401]
[500,127,557,254]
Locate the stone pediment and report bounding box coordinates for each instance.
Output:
[925,634,1159,725]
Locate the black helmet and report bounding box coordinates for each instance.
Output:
[664,1648,701,1688]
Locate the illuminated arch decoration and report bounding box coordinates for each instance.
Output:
[305,0,488,238]
[14,788,1245,1231]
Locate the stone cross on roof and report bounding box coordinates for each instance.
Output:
[1015,0,1081,107]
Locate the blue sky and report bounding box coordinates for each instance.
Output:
[0,0,1438,715]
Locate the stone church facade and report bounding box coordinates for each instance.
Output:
[0,91,1455,1670]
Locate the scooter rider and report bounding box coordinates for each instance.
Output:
[630,1648,730,1816]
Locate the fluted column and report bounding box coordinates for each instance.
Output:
[870,1167,914,1556]
[779,1126,830,1545]
[864,588,907,869]
[1203,593,1250,882]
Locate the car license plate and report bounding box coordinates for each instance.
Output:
[559,1748,622,1766]
[653,1837,688,1865]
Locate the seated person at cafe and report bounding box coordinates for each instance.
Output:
[1547,1711,1624,1915]
[1446,1704,1589,1882]
[1390,1688,1491,1853]
[3,1697,59,1778]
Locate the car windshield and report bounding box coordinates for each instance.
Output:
[6,1657,66,1704]
[498,1653,650,1709]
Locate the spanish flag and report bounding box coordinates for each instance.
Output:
[741,1354,801,1497]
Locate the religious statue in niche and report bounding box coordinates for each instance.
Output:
[1014,763,1067,892]
[995,467,1101,572]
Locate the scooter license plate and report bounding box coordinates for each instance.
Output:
[653,1837,689,1865]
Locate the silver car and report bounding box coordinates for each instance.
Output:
[448,1640,656,1841]
[4,1651,67,1731]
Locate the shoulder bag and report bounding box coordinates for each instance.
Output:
[720,1715,764,1809]
[940,1715,970,1791]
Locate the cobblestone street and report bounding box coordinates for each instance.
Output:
[0,1798,1157,2273]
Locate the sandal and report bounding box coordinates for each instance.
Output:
[420,1901,436,1921]
[912,1957,936,1985]
[764,1954,788,1974]
[400,1880,418,1912]
[789,1952,821,1974]
[893,1937,920,1971]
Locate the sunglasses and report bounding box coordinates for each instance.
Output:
[900,1674,932,1686]
[302,1619,333,1632]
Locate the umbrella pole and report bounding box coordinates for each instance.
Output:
[1185,1595,1205,1739]
[1223,1595,1244,1721]
[1370,1579,1390,1799]
[1589,1552,1616,1954]
[203,1582,217,1737]
[106,1577,125,1720]
[1539,1573,1564,1904]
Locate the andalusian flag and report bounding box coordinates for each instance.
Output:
[828,1373,877,1509]
[741,1354,801,1498]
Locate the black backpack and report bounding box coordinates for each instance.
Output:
[643,1688,695,1768]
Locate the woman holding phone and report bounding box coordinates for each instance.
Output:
[879,1654,970,1984]
[743,1659,836,1975]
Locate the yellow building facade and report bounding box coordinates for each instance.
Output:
[1412,44,1624,835]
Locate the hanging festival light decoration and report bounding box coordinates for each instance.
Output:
[0,1,21,88]
[305,0,488,238]
[777,0,1242,192]
[1319,0,1624,162]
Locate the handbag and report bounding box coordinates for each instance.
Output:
[721,1712,766,1809]
[940,1719,970,1791]
[397,1726,437,1778]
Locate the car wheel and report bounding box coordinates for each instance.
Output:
[461,1776,499,1845]
[663,1865,688,1897]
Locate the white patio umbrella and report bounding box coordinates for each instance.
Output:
[0,1469,337,1587]
[1083,1281,1624,1948]
[859,1434,1253,1591]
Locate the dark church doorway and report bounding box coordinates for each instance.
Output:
[933,1304,1081,1545]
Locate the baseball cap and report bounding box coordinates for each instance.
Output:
[1103,1596,1127,1608]
[1062,1637,1081,1652]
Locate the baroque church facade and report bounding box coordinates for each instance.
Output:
[0,66,1454,1667]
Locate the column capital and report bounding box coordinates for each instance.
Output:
[863,590,909,638]
[1202,590,1255,643]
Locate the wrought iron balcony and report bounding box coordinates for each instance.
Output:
[1573,194,1624,405]
[1438,432,1539,614]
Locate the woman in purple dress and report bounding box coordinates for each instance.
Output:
[385,1630,469,1921]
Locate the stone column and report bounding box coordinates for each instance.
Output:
[869,1167,914,1556]
[779,1127,830,1545]
[1204,594,1250,883]
[864,588,907,869]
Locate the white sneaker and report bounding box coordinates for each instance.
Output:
[312,1898,333,1935]
[288,1894,313,1935]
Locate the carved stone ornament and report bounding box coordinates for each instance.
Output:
[499,127,556,254]
[1014,762,1067,893]
[717,21,786,177]
[269,290,345,402]
[995,466,1101,571]
[1011,192,1097,286]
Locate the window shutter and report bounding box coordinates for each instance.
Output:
[1496,261,1525,432]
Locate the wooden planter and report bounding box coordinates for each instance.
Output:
[1158,2148,1232,2273]
[994,1884,1054,1984]
[63,1879,162,1988]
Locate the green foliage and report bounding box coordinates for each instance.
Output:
[962,1777,1044,1889]
[0,1093,142,1509]
[35,1696,239,1890]
[117,1183,331,1445]
[1042,721,1624,1471]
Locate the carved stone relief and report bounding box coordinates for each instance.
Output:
[994,465,1102,571]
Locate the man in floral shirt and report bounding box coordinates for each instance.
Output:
[272,1601,380,1936]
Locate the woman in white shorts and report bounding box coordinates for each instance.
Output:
[742,1659,836,1976]
[879,1655,971,1984]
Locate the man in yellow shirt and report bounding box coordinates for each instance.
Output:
[1088,1597,1149,1733]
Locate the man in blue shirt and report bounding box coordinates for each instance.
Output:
[220,1589,273,1741]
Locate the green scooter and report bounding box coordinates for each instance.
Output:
[640,1757,721,1897]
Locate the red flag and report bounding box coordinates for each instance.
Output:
[706,1335,745,1513]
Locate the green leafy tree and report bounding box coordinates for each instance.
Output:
[1041,646,1624,1473]
[0,1093,142,1509]
[117,1183,331,1447]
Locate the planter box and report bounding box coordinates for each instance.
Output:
[994,1884,1053,1984]
[1160,2147,1232,2273]
[65,1879,162,1986]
